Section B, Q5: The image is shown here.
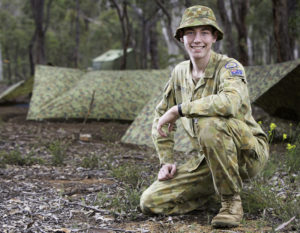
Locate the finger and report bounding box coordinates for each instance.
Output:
[170,165,177,176]
[158,126,167,137]
[168,123,174,133]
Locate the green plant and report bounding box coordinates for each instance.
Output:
[47,140,68,166]
[286,135,300,173]
[0,149,45,167]
[110,163,142,188]
[81,154,100,169]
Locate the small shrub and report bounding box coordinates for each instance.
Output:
[0,149,45,167]
[96,185,141,219]
[286,135,300,173]
[81,154,100,169]
[47,140,68,166]
[110,163,142,188]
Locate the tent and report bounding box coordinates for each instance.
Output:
[0,77,33,103]
[121,59,300,152]
[27,65,169,121]
[92,48,136,70]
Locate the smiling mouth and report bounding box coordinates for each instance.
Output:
[191,45,205,49]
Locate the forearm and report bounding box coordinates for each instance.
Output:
[152,111,176,165]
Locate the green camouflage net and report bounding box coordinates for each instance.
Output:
[27,65,169,121]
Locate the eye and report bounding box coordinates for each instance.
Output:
[185,30,194,35]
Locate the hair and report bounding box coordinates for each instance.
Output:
[179,25,219,40]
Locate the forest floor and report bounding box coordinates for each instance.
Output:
[0,105,299,233]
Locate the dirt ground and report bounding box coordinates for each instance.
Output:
[0,105,276,232]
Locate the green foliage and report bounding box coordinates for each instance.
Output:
[286,135,300,173]
[110,163,142,188]
[47,140,68,166]
[0,149,45,167]
[81,154,100,169]
[96,184,141,219]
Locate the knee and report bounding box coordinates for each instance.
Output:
[196,117,229,145]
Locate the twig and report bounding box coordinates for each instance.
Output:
[64,200,111,215]
[72,227,139,232]
[275,216,296,232]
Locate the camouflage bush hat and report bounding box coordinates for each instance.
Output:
[174,5,223,41]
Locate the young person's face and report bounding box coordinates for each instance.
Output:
[181,26,217,60]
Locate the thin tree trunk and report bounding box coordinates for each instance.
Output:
[28,29,37,76]
[230,0,249,65]
[272,0,293,62]
[74,0,80,68]
[150,19,159,69]
[29,0,53,74]
[141,20,149,69]
[154,0,186,58]
[110,0,131,70]
[0,44,3,81]
[217,0,236,58]
[4,46,12,84]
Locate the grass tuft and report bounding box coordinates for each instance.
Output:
[47,140,68,166]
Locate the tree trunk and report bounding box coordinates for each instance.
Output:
[272,0,293,62]
[149,19,159,69]
[29,0,53,74]
[0,44,3,82]
[4,45,12,84]
[74,0,80,68]
[140,19,149,69]
[110,0,132,70]
[217,0,237,58]
[230,0,249,66]
[155,0,186,62]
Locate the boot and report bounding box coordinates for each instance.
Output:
[211,193,243,228]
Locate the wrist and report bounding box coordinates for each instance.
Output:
[177,104,183,117]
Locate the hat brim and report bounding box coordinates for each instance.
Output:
[174,20,223,41]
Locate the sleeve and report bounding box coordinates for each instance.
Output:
[181,62,248,118]
[151,72,177,166]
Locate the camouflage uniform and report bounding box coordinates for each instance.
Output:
[140,51,269,215]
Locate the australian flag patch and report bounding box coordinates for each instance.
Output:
[230,69,243,76]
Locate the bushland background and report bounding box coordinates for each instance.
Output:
[0,0,299,232]
[0,0,300,83]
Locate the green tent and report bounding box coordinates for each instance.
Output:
[92,48,136,70]
[0,77,33,103]
[27,65,169,121]
[121,59,300,152]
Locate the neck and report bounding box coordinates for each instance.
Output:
[190,50,211,74]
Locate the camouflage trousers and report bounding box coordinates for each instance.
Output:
[140,117,269,215]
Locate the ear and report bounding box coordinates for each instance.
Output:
[212,31,218,43]
[180,37,184,43]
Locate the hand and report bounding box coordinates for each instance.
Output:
[157,106,180,137]
[158,163,177,181]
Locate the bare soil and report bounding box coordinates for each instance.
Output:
[0,105,275,232]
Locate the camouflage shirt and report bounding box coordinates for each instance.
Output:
[152,51,267,166]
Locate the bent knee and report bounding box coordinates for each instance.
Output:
[140,189,155,215]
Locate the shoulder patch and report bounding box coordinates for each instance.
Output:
[230,69,244,76]
[225,61,238,69]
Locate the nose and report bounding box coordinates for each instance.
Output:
[193,31,202,43]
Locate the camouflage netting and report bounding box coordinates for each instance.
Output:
[27,65,169,121]
[121,59,300,152]
[0,77,33,103]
